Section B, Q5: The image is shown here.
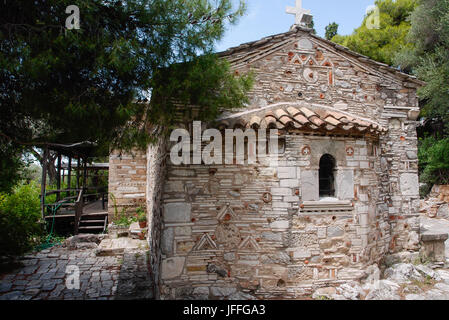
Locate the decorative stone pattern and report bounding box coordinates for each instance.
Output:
[108,27,421,299]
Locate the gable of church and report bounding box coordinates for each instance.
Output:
[219,28,421,128]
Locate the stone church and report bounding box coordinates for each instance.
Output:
[108,6,423,299]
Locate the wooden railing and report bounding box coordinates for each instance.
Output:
[74,189,84,235]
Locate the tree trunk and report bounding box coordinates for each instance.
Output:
[30,147,58,186]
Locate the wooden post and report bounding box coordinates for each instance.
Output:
[74,189,84,235]
[76,157,80,190]
[40,147,49,219]
[67,156,72,198]
[83,158,87,193]
[56,153,61,202]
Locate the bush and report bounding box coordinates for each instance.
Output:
[0,182,43,257]
[418,136,449,197]
[136,207,146,223]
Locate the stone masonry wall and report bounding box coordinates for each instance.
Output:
[146,138,167,299]
[224,30,421,257]
[379,113,420,253]
[108,151,147,220]
[159,134,389,299]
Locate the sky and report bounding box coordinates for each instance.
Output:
[215,0,376,52]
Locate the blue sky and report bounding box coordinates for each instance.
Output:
[215,0,376,52]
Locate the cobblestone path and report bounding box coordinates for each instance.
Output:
[0,244,154,300]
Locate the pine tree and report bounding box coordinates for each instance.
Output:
[0,0,253,192]
[325,22,339,40]
[332,0,417,66]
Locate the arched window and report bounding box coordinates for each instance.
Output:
[319,154,336,197]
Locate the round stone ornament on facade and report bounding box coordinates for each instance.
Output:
[303,68,318,83]
[301,145,311,156]
[297,37,314,50]
[262,192,272,203]
[346,146,355,156]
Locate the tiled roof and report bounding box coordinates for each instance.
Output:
[217,103,387,135]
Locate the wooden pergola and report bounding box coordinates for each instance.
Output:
[39,141,109,234]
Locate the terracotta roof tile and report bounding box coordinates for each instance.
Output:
[218,103,387,136]
[323,115,341,127]
[249,116,261,129]
[287,107,301,117]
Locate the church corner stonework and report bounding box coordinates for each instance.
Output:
[108,28,422,300]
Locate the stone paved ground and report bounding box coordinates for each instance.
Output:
[0,242,154,300]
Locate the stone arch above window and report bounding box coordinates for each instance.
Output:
[319,154,336,197]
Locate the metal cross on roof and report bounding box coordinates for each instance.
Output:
[286,0,313,27]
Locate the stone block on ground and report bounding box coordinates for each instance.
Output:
[64,234,105,250]
[96,238,147,256]
[420,233,448,263]
[108,224,130,238]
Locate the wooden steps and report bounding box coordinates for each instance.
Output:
[77,213,108,234]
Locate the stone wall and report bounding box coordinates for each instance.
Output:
[224,31,419,126]
[223,29,421,256]
[379,114,420,253]
[159,133,401,299]
[146,138,167,299]
[108,150,147,220]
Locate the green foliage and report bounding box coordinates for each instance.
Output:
[0,140,26,193]
[109,193,135,226]
[396,0,449,190]
[0,0,253,185]
[0,182,43,257]
[332,0,418,66]
[136,207,146,222]
[21,162,42,185]
[396,0,449,122]
[114,208,136,227]
[418,136,449,195]
[325,22,339,40]
[150,54,254,127]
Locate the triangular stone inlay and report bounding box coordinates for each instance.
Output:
[238,236,260,251]
[292,54,303,65]
[304,55,318,67]
[321,58,334,67]
[217,203,237,223]
[193,233,217,251]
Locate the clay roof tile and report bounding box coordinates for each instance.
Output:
[323,115,341,127]
[299,107,317,119]
[249,116,262,129]
[287,107,301,117]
